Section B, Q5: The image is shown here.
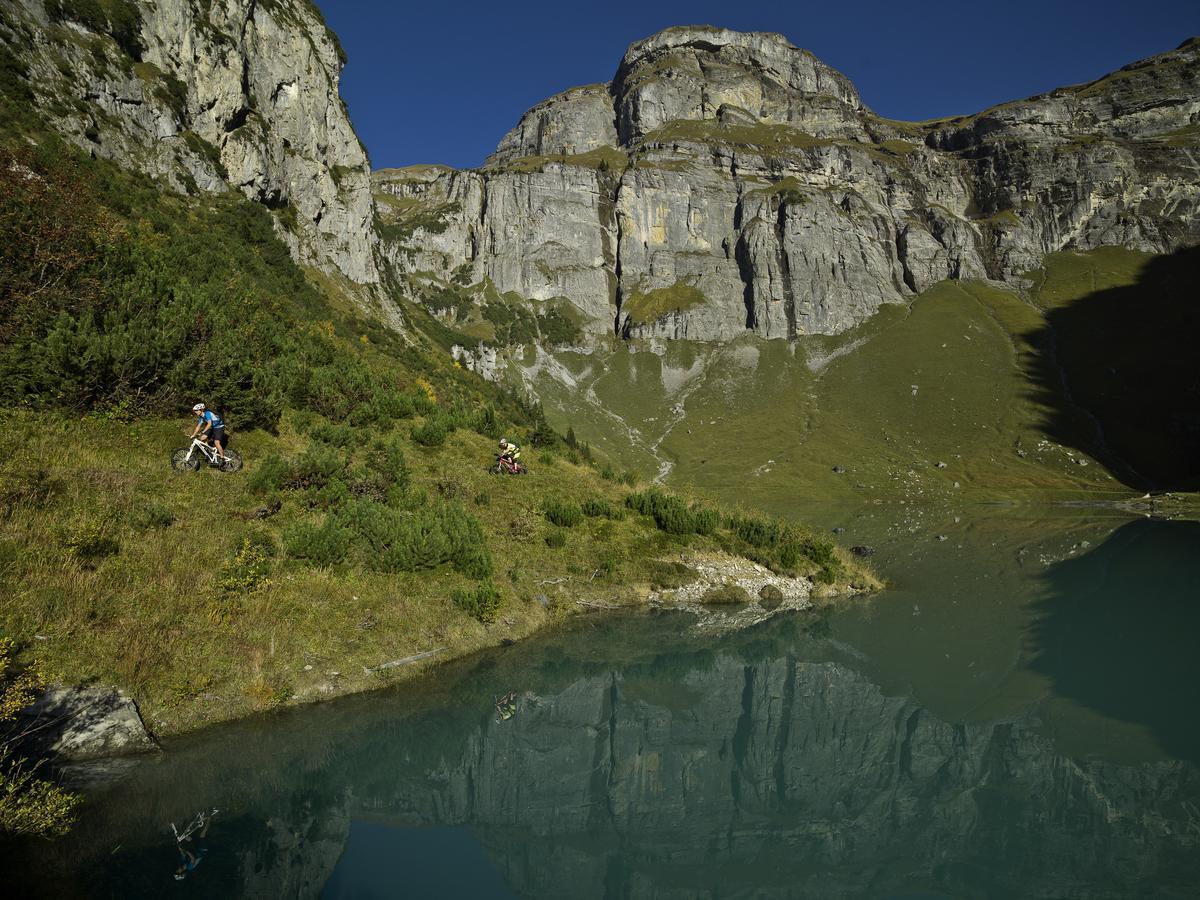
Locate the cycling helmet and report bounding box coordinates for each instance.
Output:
[499,438,507,446]
[192,403,205,412]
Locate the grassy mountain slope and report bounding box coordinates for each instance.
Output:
[0,136,873,744]
[518,247,1197,513]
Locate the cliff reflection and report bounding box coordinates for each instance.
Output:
[15,605,1200,899]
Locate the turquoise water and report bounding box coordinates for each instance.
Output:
[6,509,1200,898]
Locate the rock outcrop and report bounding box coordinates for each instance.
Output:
[377,27,1200,341]
[19,686,157,761]
[0,0,378,285]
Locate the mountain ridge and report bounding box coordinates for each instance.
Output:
[376,27,1200,342]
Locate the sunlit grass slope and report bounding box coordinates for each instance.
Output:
[0,409,876,736]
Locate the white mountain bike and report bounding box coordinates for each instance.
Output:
[171,437,243,473]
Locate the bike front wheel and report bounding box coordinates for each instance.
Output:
[219,450,244,473]
[171,448,200,472]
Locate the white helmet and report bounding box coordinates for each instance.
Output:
[192,403,205,412]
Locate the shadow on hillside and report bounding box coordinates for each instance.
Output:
[1028,517,1200,763]
[1023,246,1200,491]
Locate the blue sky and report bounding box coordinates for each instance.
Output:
[314,0,1200,171]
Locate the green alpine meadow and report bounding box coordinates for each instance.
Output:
[1,1,1198,896]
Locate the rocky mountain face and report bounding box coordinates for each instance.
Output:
[0,0,378,286]
[377,27,1200,341]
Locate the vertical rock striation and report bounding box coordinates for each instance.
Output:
[377,27,1200,341]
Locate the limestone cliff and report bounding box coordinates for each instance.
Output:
[377,27,1200,341]
[0,0,378,286]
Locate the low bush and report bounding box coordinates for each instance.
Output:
[247,453,289,494]
[626,489,716,536]
[452,581,502,624]
[411,415,450,447]
[308,421,363,448]
[581,497,623,519]
[728,513,782,548]
[335,499,492,579]
[133,501,174,530]
[286,444,345,490]
[543,498,582,528]
[284,518,352,567]
[363,434,409,494]
[544,527,567,549]
[61,517,118,564]
[218,534,273,594]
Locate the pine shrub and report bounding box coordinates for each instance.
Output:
[411,415,451,447]
[284,518,352,567]
[543,498,582,528]
[452,581,502,624]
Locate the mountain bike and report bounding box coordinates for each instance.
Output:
[491,455,528,476]
[171,437,243,473]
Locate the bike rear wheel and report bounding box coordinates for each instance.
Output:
[171,448,200,472]
[219,450,244,473]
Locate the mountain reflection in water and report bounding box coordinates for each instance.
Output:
[7,515,1200,899]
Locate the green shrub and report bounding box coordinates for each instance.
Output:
[61,517,118,563]
[218,535,273,594]
[474,404,500,438]
[248,452,289,494]
[543,498,582,528]
[0,639,81,837]
[411,416,450,447]
[363,434,409,493]
[691,506,718,536]
[308,421,362,448]
[544,528,567,548]
[452,581,502,624]
[593,549,619,579]
[133,501,174,530]
[287,444,345,490]
[625,489,714,535]
[527,403,557,447]
[284,519,352,567]
[371,389,417,422]
[728,513,783,548]
[335,500,491,579]
[581,497,615,518]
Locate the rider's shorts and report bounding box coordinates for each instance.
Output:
[209,427,226,445]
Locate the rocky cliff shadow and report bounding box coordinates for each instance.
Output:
[1028,517,1200,762]
[1023,246,1200,491]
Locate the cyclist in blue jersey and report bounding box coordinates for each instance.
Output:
[190,403,226,464]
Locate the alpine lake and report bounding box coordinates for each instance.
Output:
[6,502,1200,899]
